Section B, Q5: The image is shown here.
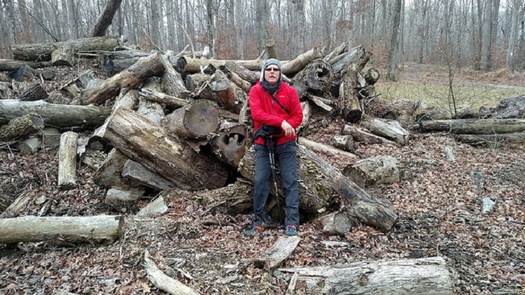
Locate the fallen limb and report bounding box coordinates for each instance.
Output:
[144,249,199,295]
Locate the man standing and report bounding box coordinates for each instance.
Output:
[246,58,303,236]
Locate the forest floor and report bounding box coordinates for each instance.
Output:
[0,62,524,295]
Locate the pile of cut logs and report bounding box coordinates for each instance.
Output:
[5,35,524,293]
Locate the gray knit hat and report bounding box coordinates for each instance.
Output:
[260,58,282,82]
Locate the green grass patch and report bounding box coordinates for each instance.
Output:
[376,81,525,111]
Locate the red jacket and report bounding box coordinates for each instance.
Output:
[249,81,303,145]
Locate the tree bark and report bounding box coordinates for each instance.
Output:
[342,156,400,188]
[0,113,43,141]
[11,36,120,61]
[19,83,48,101]
[454,132,525,147]
[104,108,230,190]
[279,257,453,295]
[91,0,123,37]
[0,59,53,71]
[361,117,410,145]
[80,52,165,105]
[0,99,110,127]
[0,215,123,244]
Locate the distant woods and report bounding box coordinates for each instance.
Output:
[1,0,524,72]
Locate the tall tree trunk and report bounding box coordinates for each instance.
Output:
[386,0,402,81]
[91,0,123,37]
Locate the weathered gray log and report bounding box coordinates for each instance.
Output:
[328,45,367,73]
[104,108,229,190]
[94,148,130,188]
[252,236,301,270]
[137,77,165,124]
[238,144,398,232]
[281,47,324,76]
[482,94,525,119]
[361,118,409,145]
[333,135,356,152]
[17,136,41,154]
[162,99,220,139]
[339,67,363,123]
[414,118,525,134]
[80,52,165,105]
[144,250,199,295]
[454,132,525,147]
[159,52,191,98]
[122,160,177,191]
[323,42,349,63]
[105,186,145,208]
[279,256,453,295]
[0,113,43,141]
[51,44,75,66]
[208,70,247,114]
[297,137,357,160]
[342,156,400,188]
[0,59,53,71]
[200,180,253,214]
[314,211,356,236]
[0,215,123,244]
[0,99,110,127]
[139,89,191,108]
[11,36,120,61]
[340,124,397,145]
[58,131,78,190]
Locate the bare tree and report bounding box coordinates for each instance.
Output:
[386,0,403,81]
[91,0,123,37]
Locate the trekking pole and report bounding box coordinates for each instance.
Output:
[267,137,283,223]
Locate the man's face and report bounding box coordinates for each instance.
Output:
[264,65,280,85]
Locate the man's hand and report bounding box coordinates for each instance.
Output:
[281,120,296,136]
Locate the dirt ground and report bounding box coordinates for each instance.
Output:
[0,62,524,294]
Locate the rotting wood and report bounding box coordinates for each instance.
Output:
[252,236,301,270]
[144,249,199,295]
[0,113,43,141]
[58,131,79,190]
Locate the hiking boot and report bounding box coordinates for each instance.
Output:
[285,224,298,236]
[258,213,279,229]
[244,225,265,235]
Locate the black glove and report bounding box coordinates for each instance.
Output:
[253,125,282,140]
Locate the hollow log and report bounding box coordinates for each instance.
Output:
[58,131,79,190]
[11,36,120,61]
[414,118,525,134]
[292,59,334,96]
[238,144,398,232]
[161,99,220,139]
[0,99,110,127]
[279,257,453,295]
[209,121,250,167]
[104,108,230,190]
[0,113,43,141]
[0,215,123,244]
[80,52,165,105]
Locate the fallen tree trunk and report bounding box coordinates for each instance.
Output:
[161,99,220,139]
[0,215,123,244]
[238,144,398,232]
[454,132,525,146]
[361,117,409,145]
[80,52,165,105]
[0,99,110,127]
[11,36,120,61]
[0,59,52,71]
[105,108,230,190]
[279,256,453,295]
[414,118,525,134]
[342,156,400,188]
